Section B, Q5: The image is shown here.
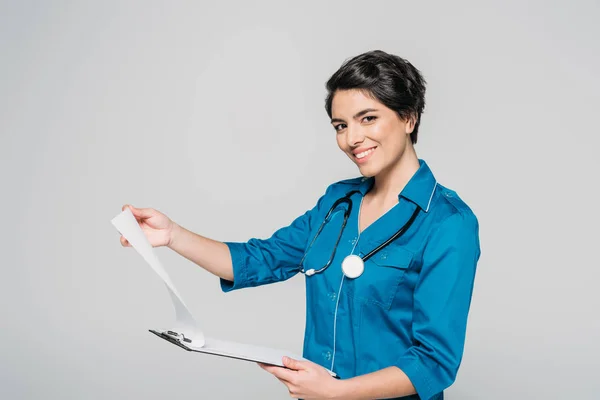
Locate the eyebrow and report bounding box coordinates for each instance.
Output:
[330,108,379,124]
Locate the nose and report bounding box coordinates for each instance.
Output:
[346,123,365,147]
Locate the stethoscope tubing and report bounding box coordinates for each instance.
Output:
[299,190,419,277]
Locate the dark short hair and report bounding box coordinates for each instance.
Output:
[325,50,427,144]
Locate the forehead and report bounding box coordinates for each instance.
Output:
[331,89,385,117]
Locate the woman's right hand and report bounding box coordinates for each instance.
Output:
[120,204,175,248]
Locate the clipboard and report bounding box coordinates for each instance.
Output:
[148,329,339,378]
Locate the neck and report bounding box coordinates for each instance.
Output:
[371,144,420,201]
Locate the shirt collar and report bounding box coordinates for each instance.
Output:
[357,159,438,213]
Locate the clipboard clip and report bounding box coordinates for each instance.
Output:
[164,330,192,344]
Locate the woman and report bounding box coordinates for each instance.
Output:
[121,50,480,400]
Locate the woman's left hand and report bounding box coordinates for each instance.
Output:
[258,356,343,399]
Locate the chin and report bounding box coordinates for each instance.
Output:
[357,165,379,178]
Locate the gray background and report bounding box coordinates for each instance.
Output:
[1,1,599,399]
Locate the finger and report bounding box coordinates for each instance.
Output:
[257,363,270,371]
[259,364,296,391]
[259,364,280,374]
[274,378,298,397]
[120,236,130,247]
[282,356,308,371]
[275,377,293,386]
[122,204,153,218]
[258,365,292,383]
[130,207,154,219]
[261,365,297,382]
[285,385,301,399]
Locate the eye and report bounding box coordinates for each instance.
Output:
[334,123,347,132]
[362,115,377,123]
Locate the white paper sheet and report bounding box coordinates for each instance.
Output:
[111,208,205,346]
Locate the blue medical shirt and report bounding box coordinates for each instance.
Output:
[220,160,481,400]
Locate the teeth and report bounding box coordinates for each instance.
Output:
[356,148,375,159]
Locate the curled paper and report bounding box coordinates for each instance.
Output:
[111,207,205,346]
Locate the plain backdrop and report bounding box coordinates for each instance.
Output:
[1,1,599,399]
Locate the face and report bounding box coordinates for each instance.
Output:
[330,89,415,178]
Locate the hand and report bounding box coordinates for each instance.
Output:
[258,356,343,400]
[120,204,175,248]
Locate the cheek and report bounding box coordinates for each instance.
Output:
[379,119,405,141]
[369,122,389,142]
[371,125,406,156]
[335,135,346,150]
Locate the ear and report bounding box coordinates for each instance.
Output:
[405,114,416,135]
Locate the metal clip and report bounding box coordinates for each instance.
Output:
[165,330,192,343]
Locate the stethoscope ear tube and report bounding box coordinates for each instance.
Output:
[298,190,359,276]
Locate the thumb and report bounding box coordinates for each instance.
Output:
[283,356,306,371]
[124,204,154,219]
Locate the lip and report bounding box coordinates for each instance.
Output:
[352,146,377,164]
[352,146,377,156]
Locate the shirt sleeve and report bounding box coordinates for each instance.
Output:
[394,211,481,400]
[220,183,335,292]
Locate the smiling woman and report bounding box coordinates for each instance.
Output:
[120,50,480,400]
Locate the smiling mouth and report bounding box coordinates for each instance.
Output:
[353,147,376,161]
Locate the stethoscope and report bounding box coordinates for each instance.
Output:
[298,190,420,279]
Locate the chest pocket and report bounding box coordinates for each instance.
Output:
[343,245,414,310]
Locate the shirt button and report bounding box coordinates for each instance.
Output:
[330,292,337,301]
[325,351,332,361]
[445,192,452,197]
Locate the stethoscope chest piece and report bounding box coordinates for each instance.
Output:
[341,254,364,279]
